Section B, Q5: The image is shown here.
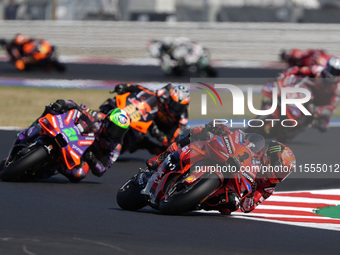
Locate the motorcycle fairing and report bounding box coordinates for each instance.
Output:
[116,92,155,133]
[38,111,94,170]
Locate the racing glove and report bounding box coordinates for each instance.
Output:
[150,123,169,146]
[205,121,231,136]
[114,84,128,95]
[160,135,169,147]
[50,99,82,113]
[50,99,67,112]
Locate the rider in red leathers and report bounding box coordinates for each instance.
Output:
[277,56,340,132]
[199,137,294,215]
[239,142,295,213]
[280,48,331,68]
[141,122,296,215]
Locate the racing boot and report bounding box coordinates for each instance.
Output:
[201,192,240,215]
[146,142,178,170]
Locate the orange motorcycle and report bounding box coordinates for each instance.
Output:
[99,89,163,154]
[0,37,66,72]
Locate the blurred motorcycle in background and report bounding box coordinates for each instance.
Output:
[246,75,314,141]
[0,34,66,72]
[147,37,217,77]
[280,48,331,68]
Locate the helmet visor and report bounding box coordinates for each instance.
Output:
[168,98,188,114]
[105,109,130,140]
[272,166,293,183]
[267,146,296,184]
[105,120,129,140]
[168,85,190,114]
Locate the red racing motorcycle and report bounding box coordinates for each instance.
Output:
[246,76,314,141]
[280,48,331,68]
[117,129,264,215]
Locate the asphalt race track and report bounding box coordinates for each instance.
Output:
[0,61,282,82]
[1,62,340,255]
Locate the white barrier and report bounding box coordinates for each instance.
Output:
[0,21,339,61]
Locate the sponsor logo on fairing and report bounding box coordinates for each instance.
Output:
[241,170,255,183]
[56,115,64,128]
[223,137,233,154]
[216,136,226,149]
[69,149,80,160]
[72,144,84,155]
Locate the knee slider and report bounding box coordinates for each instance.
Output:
[72,162,90,179]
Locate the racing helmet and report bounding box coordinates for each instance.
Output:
[162,37,174,49]
[321,57,340,80]
[264,141,296,184]
[290,49,303,59]
[104,108,130,141]
[167,85,190,114]
[14,33,30,45]
[288,49,303,66]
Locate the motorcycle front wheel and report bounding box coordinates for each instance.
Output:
[0,145,50,182]
[116,178,148,211]
[159,171,222,215]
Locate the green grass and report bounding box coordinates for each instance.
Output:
[0,86,112,128]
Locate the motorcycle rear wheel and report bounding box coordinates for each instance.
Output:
[0,145,50,182]
[51,59,66,72]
